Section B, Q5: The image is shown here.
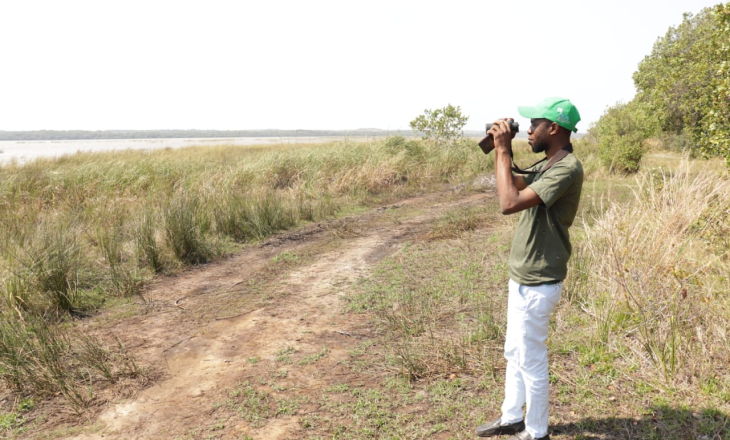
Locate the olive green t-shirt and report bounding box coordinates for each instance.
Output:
[508,153,584,286]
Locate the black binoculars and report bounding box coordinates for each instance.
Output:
[478,121,520,154]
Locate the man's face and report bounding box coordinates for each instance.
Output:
[527,118,552,153]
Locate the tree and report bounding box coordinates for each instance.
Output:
[409,104,468,147]
[701,3,730,165]
[632,3,730,164]
[591,101,658,173]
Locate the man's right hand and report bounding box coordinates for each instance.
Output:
[487,118,516,155]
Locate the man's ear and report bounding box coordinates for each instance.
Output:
[548,122,560,136]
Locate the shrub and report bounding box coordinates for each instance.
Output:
[409,104,468,147]
[592,101,656,173]
[632,3,729,164]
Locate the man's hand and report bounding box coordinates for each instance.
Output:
[487,118,516,154]
[490,117,543,214]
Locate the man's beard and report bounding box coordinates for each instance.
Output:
[531,141,548,153]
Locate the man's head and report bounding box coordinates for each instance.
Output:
[518,97,580,153]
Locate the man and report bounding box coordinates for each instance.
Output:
[475,97,584,440]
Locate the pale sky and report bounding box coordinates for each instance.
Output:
[0,1,721,133]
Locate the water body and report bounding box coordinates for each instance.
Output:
[0,136,371,164]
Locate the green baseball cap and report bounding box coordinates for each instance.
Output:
[518,97,581,133]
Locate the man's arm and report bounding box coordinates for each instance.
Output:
[490,121,543,215]
[513,174,528,190]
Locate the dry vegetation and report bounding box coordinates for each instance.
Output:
[340,150,730,439]
[1,137,729,439]
[0,137,495,418]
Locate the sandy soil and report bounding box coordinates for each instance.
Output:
[62,187,495,439]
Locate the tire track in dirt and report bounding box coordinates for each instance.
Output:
[70,189,495,439]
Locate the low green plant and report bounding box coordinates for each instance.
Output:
[592,101,657,174]
[227,381,274,426]
[0,412,23,434]
[298,346,329,365]
[409,104,468,147]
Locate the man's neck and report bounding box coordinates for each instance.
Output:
[544,142,569,159]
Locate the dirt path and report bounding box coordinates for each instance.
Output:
[69,187,495,440]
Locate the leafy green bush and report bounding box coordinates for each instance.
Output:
[409,104,468,147]
[592,101,656,173]
[633,3,730,165]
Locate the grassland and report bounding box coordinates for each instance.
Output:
[344,158,729,439]
[0,136,499,416]
[1,136,728,439]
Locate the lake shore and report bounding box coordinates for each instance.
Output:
[0,136,381,164]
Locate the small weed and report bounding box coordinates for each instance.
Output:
[272,369,288,379]
[271,383,287,391]
[0,412,23,432]
[325,383,349,393]
[226,381,273,426]
[275,346,297,364]
[17,398,34,412]
[276,397,300,416]
[272,251,299,264]
[298,346,329,365]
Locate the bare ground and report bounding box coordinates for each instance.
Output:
[49,186,497,439]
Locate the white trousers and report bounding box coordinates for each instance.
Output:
[500,279,562,439]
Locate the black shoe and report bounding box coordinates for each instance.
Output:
[475,418,525,437]
[506,430,550,440]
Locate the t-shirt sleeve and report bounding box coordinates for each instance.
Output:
[528,162,576,209]
[523,173,537,186]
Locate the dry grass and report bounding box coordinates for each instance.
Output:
[0,136,500,410]
[567,159,730,385]
[347,153,730,439]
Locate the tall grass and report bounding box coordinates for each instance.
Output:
[164,190,217,265]
[0,137,501,406]
[567,159,730,383]
[0,309,148,413]
[134,206,166,273]
[0,138,497,307]
[0,311,85,409]
[1,216,82,315]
